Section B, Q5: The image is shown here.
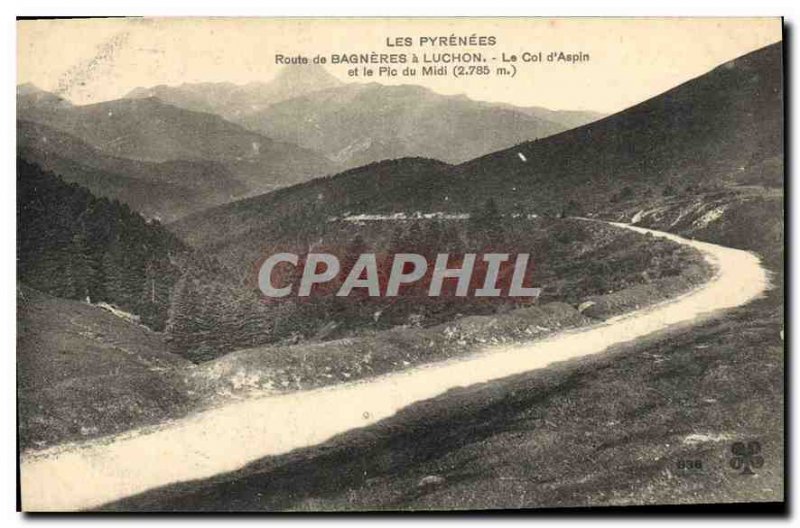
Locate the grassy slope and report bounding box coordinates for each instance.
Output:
[104,291,782,511]
[17,285,198,451]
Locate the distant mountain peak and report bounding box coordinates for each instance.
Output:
[273,64,343,87]
[121,64,344,120]
[125,85,160,97]
[269,63,343,91]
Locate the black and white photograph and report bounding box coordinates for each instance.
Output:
[13,15,786,514]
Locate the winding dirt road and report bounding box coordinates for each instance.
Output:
[20,222,770,511]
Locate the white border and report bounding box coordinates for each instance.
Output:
[3,1,795,526]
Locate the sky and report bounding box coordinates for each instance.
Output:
[17,17,782,114]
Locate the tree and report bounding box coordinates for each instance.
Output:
[17,159,187,330]
[469,198,504,240]
[619,186,635,201]
[560,199,583,218]
[64,229,96,300]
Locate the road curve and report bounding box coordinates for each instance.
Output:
[20,222,770,511]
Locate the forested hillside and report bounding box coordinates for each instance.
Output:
[17,160,188,330]
[18,120,250,222]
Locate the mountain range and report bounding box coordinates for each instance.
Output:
[171,43,783,264]
[125,63,345,120]
[125,64,603,168]
[17,85,337,219]
[18,119,252,221]
[231,80,603,167]
[19,65,602,220]
[20,42,782,275]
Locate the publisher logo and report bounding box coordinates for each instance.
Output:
[729,441,764,476]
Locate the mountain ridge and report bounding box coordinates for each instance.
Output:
[17,93,340,210]
[121,65,604,168]
[125,64,343,119]
[17,119,250,221]
[171,42,782,258]
[232,82,586,167]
